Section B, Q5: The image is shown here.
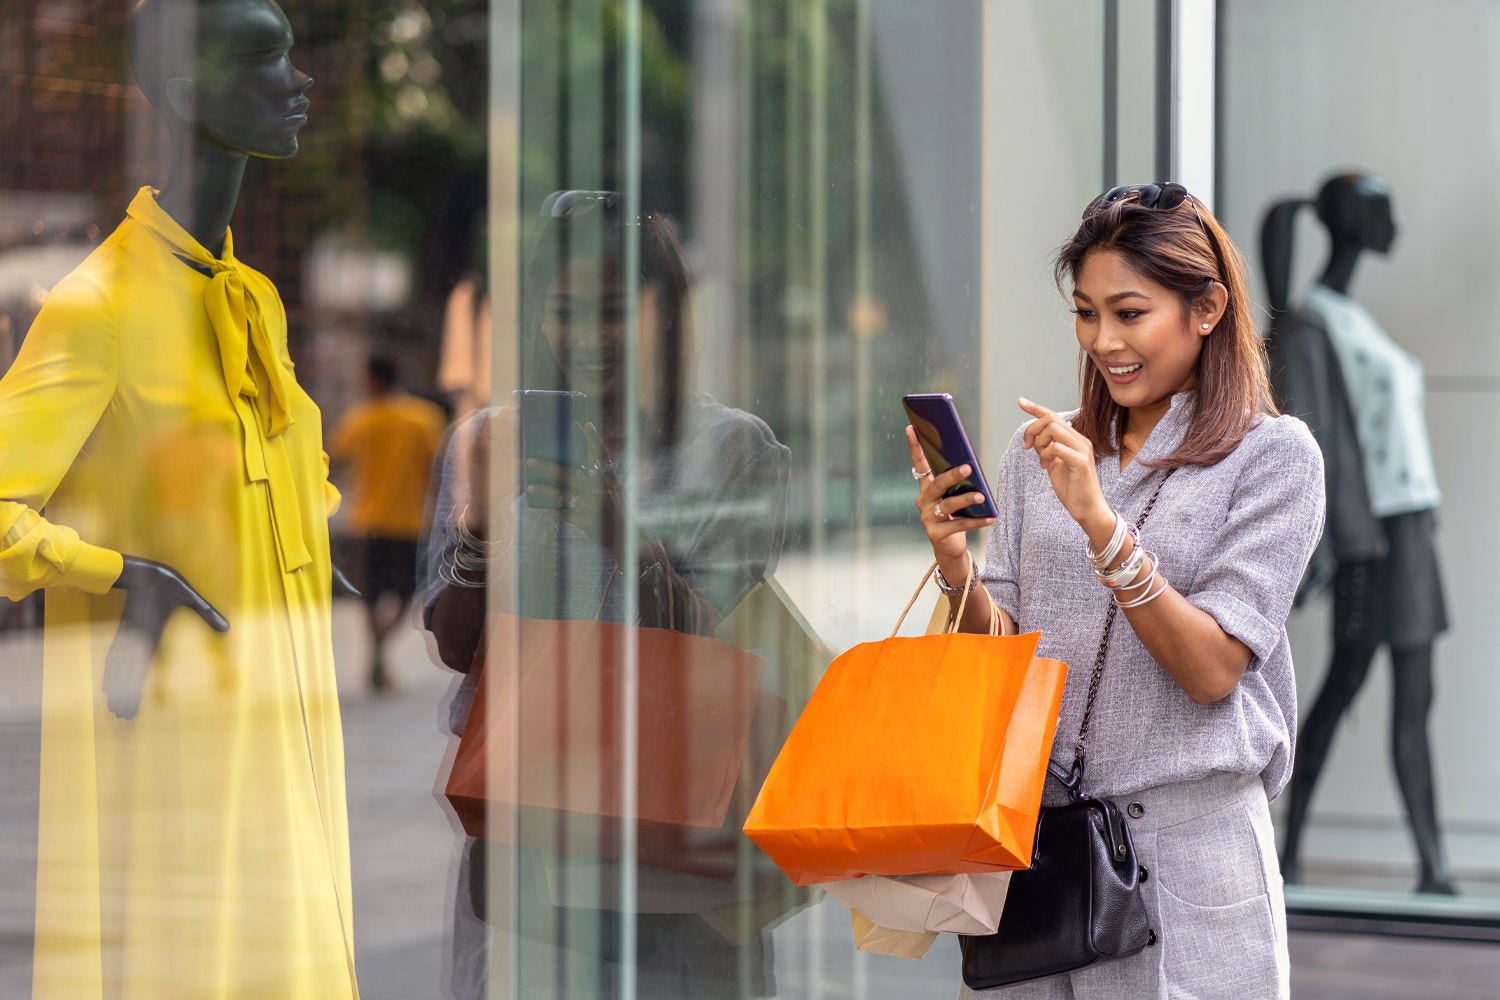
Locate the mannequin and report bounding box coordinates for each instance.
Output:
[1263,173,1455,895]
[0,0,361,995]
[105,0,358,717]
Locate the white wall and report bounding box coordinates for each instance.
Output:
[979,0,1109,454]
[1219,0,1500,883]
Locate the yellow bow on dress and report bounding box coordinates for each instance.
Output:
[128,187,312,573]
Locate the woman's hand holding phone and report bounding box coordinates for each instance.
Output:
[525,421,627,551]
[906,423,996,577]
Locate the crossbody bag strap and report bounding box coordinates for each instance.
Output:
[1049,468,1175,799]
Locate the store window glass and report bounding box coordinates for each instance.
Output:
[0,1,1142,998]
[470,1,1113,997]
[1219,0,1500,922]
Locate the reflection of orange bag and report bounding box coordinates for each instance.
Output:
[444,612,780,879]
[743,565,1067,886]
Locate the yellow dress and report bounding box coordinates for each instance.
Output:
[0,188,359,998]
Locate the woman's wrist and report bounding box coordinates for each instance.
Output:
[1077,500,1116,541]
[933,553,978,596]
[934,552,975,591]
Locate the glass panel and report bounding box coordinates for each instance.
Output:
[480,1,1109,996]
[0,1,1131,998]
[1219,0,1500,917]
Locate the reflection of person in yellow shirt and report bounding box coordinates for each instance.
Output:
[331,356,446,690]
[0,1,360,994]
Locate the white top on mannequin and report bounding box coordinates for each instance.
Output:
[1304,283,1441,517]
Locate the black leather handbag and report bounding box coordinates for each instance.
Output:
[959,473,1171,990]
[958,789,1153,989]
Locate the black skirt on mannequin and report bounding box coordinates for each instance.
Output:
[1332,508,1447,649]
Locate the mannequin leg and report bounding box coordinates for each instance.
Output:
[1390,643,1455,894]
[1280,633,1381,881]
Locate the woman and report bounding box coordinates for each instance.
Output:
[908,183,1325,998]
[421,193,792,999]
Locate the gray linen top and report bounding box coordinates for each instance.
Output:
[980,391,1325,800]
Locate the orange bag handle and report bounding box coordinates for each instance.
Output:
[890,559,997,638]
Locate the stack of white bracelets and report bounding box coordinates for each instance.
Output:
[437,504,508,589]
[1085,510,1170,609]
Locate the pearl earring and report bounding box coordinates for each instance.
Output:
[1200,322,1212,331]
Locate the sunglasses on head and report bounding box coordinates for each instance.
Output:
[1085,181,1200,217]
[541,190,620,217]
[540,189,658,230]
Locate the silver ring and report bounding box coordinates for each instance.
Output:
[932,503,948,521]
[911,466,934,480]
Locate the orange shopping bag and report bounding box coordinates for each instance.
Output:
[445,612,782,880]
[743,563,1067,885]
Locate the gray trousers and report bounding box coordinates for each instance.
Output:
[959,771,1289,1000]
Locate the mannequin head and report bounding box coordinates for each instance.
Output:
[129,0,314,159]
[1260,169,1395,312]
[1314,172,1397,254]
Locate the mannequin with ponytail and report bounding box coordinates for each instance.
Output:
[1264,172,1455,895]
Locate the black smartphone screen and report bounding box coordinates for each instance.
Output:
[902,392,998,519]
[517,390,589,508]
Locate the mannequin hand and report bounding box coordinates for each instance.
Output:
[907,424,996,571]
[104,556,229,721]
[1019,398,1110,529]
[332,564,361,598]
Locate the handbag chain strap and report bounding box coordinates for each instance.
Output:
[1055,468,1174,799]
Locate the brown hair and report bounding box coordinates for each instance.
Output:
[1054,189,1276,469]
[522,196,695,452]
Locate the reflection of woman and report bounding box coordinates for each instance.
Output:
[420,193,790,999]
[908,185,1324,997]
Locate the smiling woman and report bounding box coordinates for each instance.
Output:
[1067,249,1226,467]
[1058,183,1268,472]
[907,183,1326,998]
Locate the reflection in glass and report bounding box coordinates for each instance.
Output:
[422,196,808,998]
[329,356,447,692]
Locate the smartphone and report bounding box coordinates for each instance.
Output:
[902,392,998,519]
[517,389,590,507]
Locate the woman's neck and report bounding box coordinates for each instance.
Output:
[1119,396,1174,468]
